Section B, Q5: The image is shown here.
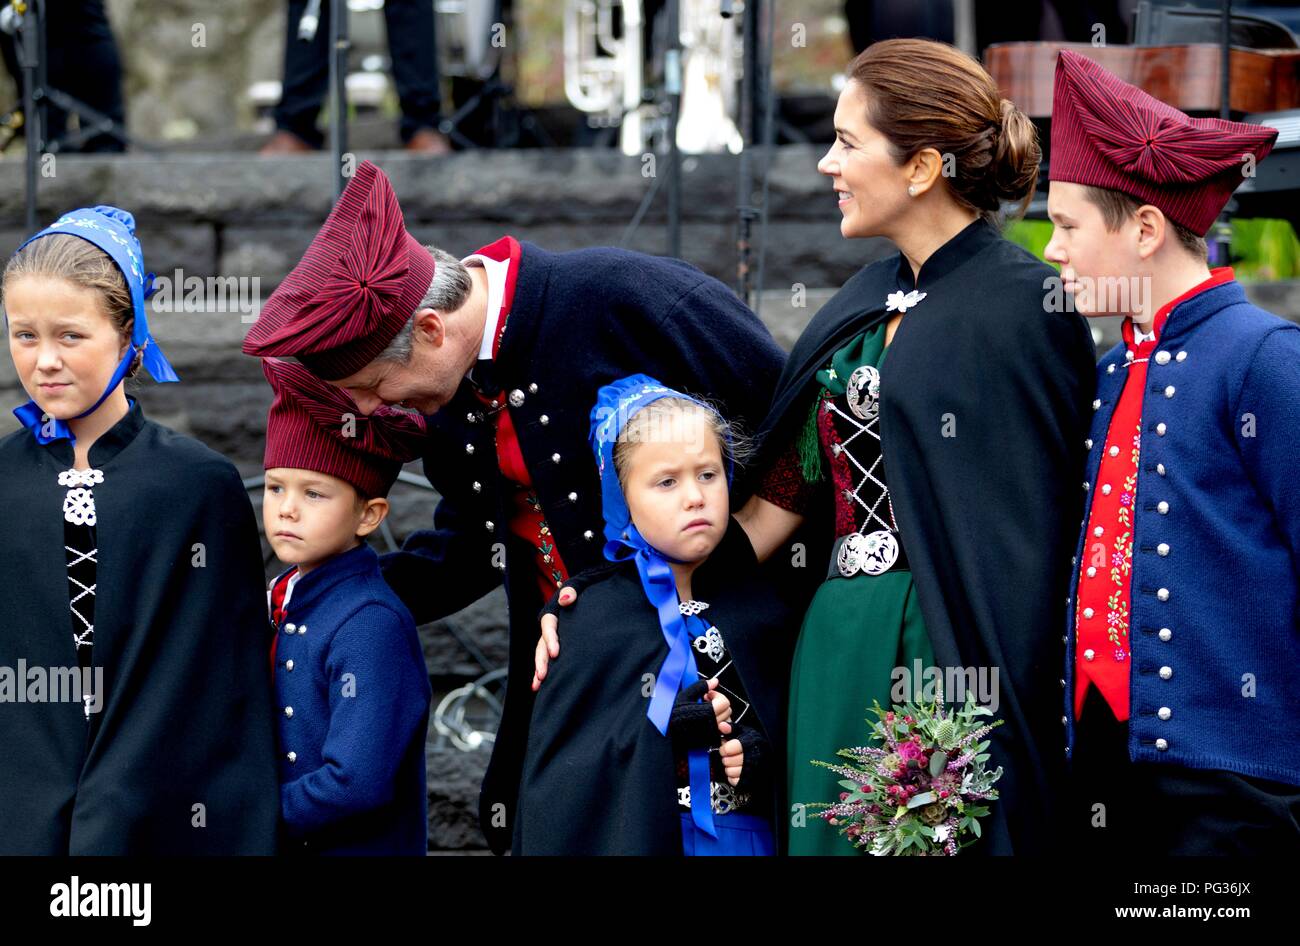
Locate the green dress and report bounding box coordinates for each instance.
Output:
[784,323,937,856]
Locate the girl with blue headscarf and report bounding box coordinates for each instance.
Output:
[0,206,280,854]
[513,374,788,855]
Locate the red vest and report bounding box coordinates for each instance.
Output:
[469,237,570,604]
[1074,267,1235,721]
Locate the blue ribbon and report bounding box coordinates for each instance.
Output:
[591,374,736,840]
[8,205,179,445]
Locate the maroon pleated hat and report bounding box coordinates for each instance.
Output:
[1049,49,1278,234]
[262,358,427,498]
[242,160,434,380]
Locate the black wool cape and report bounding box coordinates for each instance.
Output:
[0,400,280,854]
[755,220,1097,855]
[513,519,792,855]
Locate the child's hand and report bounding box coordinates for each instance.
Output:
[706,679,732,733]
[720,737,744,786]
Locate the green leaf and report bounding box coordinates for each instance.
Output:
[906,791,937,809]
[929,751,946,777]
[838,780,860,791]
[970,817,982,838]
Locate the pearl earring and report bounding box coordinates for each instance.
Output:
[907,185,917,197]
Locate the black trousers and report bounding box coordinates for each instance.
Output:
[273,0,442,147]
[0,0,126,152]
[1068,687,1300,856]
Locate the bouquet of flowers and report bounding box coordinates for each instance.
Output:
[810,688,1004,855]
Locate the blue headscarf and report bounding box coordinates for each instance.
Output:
[8,205,179,444]
[590,374,735,839]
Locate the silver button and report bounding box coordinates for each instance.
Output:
[465,443,475,455]
[1085,438,1094,449]
[466,411,477,423]
[1176,351,1187,362]
[509,389,525,407]
[528,383,539,394]
[1158,627,1172,642]
[1155,738,1169,751]
[1157,707,1172,721]
[1155,351,1171,365]
[1083,481,1090,491]
[1156,422,1167,436]
[1164,385,1175,398]
[1092,399,1101,410]
[1107,364,1116,374]
[1157,587,1170,602]
[1094,526,1104,537]
[1084,648,1095,661]
[1083,608,1094,619]
[1086,566,1096,578]
[1157,501,1169,515]
[1125,350,1135,362]
[583,530,594,540]
[1062,635,1068,644]
[1157,463,1166,476]
[287,751,297,763]
[1157,543,1170,557]
[283,622,296,635]
[285,659,294,671]
[552,453,561,464]
[472,481,482,492]
[1159,665,1173,680]
[1060,678,1066,688]
[284,706,294,718]
[1108,445,1119,457]
[298,624,307,635]
[568,491,578,502]
[485,520,495,532]
[1072,556,1077,565]
[1062,715,1068,725]
[1101,484,1112,495]
[539,414,549,425]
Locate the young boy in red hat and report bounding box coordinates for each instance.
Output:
[1045,49,1300,854]
[260,357,433,855]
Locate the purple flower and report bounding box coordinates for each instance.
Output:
[1114,649,1128,661]
[1107,611,1121,627]
[1120,492,1133,507]
[1112,551,1124,569]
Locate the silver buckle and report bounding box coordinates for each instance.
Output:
[677,781,750,815]
[836,530,900,577]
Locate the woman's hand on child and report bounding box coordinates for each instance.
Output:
[720,737,744,785]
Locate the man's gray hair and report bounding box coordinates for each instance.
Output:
[373,245,473,364]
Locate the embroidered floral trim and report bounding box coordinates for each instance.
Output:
[526,493,566,590]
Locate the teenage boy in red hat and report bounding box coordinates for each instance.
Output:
[1045,49,1300,855]
[261,357,433,855]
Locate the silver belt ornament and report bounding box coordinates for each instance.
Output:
[677,781,750,815]
[837,530,900,577]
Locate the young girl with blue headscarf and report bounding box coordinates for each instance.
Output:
[0,206,280,854]
[513,375,787,855]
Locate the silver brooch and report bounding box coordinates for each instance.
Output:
[845,364,881,421]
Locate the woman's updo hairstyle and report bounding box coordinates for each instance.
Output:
[848,38,1040,223]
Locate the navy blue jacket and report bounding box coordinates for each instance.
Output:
[379,240,788,853]
[274,543,432,854]
[1066,280,1300,786]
